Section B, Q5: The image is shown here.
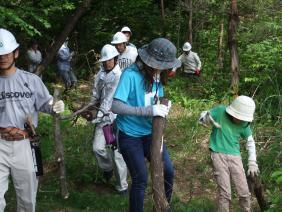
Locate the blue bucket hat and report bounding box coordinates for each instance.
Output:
[138,38,181,70]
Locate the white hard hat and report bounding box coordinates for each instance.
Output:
[182,42,192,51]
[99,44,119,62]
[226,95,256,122]
[0,28,19,55]
[121,26,132,35]
[111,32,128,44]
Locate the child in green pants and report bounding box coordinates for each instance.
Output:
[199,96,259,212]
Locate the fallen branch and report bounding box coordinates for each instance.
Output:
[60,102,110,121]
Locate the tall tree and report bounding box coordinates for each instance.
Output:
[160,0,165,35]
[35,0,92,75]
[228,0,240,94]
[181,0,193,43]
[217,22,224,69]
[160,0,165,21]
[187,0,193,43]
[217,2,226,69]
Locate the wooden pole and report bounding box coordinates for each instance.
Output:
[151,98,170,212]
[53,88,69,199]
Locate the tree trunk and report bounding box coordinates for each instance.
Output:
[188,0,193,43]
[34,0,92,75]
[160,0,165,35]
[228,0,240,95]
[151,98,170,212]
[53,88,69,199]
[160,0,165,21]
[217,21,224,69]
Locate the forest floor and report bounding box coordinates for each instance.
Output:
[5,75,270,212]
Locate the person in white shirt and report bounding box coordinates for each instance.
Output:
[121,26,136,48]
[111,32,138,71]
[0,28,64,212]
[171,42,201,77]
[26,40,42,73]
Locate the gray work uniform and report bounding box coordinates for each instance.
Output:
[57,44,77,88]
[91,64,128,192]
[0,69,53,212]
[172,51,201,74]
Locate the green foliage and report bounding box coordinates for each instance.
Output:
[271,169,282,184]
[0,1,77,36]
[268,168,282,209]
[242,38,282,72]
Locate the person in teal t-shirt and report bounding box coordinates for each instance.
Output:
[199,96,259,212]
[111,38,181,212]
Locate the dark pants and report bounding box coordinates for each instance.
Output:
[118,131,174,212]
[58,69,77,89]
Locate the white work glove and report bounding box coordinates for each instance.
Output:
[91,111,111,124]
[199,111,209,126]
[198,111,221,128]
[152,104,169,118]
[247,160,259,177]
[92,117,102,124]
[69,51,75,61]
[53,100,65,113]
[49,99,65,113]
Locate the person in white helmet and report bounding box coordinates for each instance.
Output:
[111,32,138,71]
[121,26,136,48]
[88,44,128,194]
[199,95,259,212]
[0,28,65,212]
[170,42,201,77]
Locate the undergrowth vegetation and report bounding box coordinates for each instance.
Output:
[6,66,281,211]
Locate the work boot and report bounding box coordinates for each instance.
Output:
[118,189,128,196]
[70,82,76,89]
[103,170,113,182]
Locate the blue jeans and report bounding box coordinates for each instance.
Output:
[118,131,174,212]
